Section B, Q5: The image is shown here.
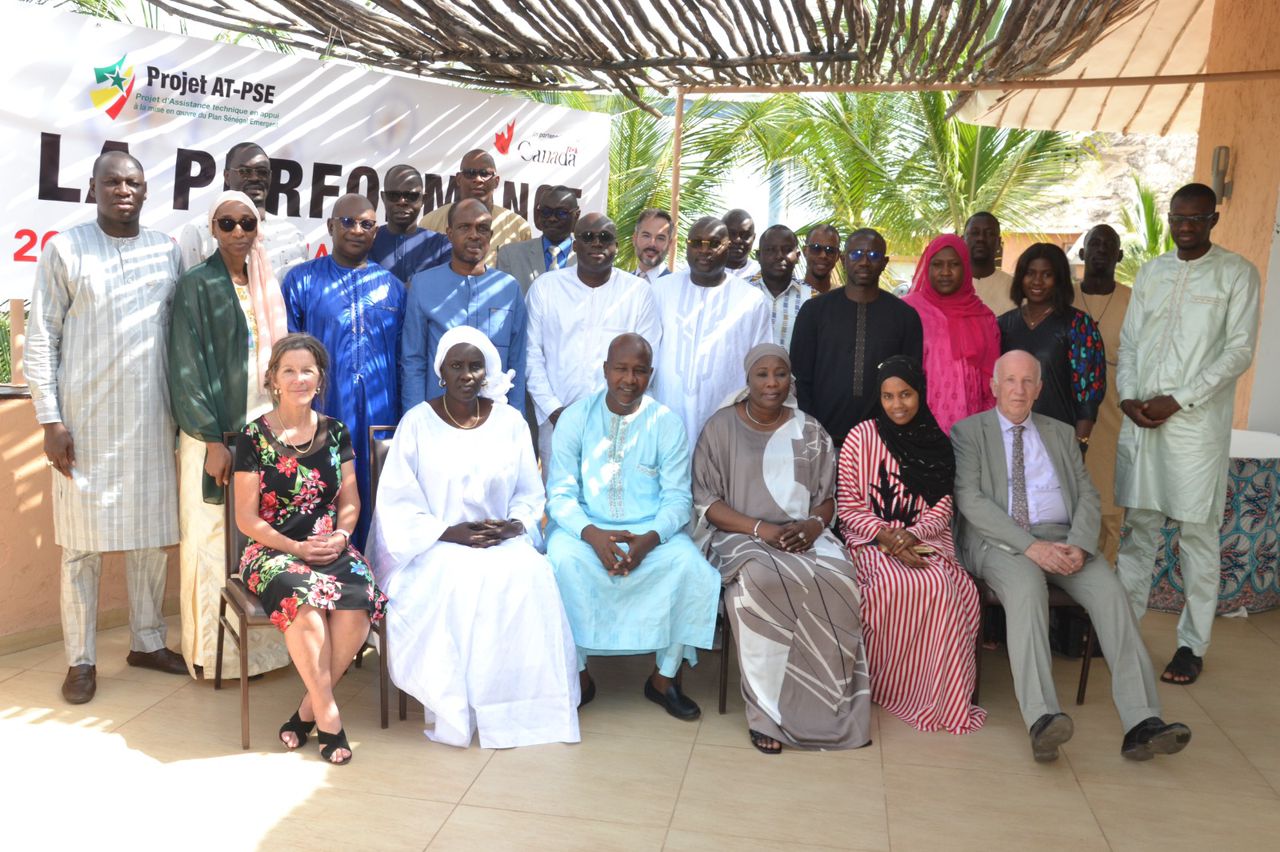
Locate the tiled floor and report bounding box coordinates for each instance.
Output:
[3,610,1278,851]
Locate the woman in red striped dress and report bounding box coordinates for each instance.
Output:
[837,355,985,734]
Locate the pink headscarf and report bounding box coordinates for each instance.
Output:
[902,234,1000,433]
[208,190,289,394]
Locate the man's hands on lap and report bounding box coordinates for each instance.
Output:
[441,519,522,549]
[582,526,660,576]
[1026,540,1083,575]
[1121,396,1181,429]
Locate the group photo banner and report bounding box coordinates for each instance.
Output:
[1,4,611,301]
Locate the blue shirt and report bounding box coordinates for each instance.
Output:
[401,264,528,414]
[542,235,574,271]
[370,226,450,287]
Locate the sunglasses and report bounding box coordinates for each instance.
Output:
[537,206,576,221]
[383,190,421,204]
[846,249,885,262]
[1167,213,1216,225]
[233,166,271,180]
[337,216,377,232]
[215,216,258,233]
[688,238,725,250]
[577,230,616,245]
[460,168,497,179]
[805,244,840,256]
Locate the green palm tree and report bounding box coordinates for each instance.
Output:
[1116,174,1174,285]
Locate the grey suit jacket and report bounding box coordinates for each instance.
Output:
[496,237,576,295]
[952,409,1101,567]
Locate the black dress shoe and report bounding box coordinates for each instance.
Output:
[1029,712,1073,762]
[644,678,701,721]
[126,647,189,675]
[61,665,96,705]
[1122,717,1192,761]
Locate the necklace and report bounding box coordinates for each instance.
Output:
[443,397,481,430]
[1080,287,1116,325]
[743,400,783,427]
[1021,303,1055,330]
[275,408,319,455]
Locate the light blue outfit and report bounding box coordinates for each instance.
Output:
[546,390,720,676]
[401,264,527,414]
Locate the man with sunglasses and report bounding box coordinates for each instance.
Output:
[802,224,842,294]
[497,185,580,294]
[651,216,773,447]
[723,208,761,281]
[790,228,923,446]
[178,141,307,276]
[28,151,189,704]
[746,224,813,348]
[419,149,531,266]
[371,164,450,287]
[1115,183,1260,687]
[281,193,407,548]
[526,213,660,465]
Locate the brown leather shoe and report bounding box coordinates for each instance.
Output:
[62,665,97,704]
[126,647,189,675]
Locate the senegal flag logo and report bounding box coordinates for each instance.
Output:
[90,56,135,120]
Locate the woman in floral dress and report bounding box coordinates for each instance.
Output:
[232,333,387,765]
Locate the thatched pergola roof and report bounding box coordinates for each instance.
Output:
[150,0,1151,113]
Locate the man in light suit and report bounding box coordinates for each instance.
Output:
[952,350,1190,763]
[497,185,579,294]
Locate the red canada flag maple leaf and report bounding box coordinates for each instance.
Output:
[494,120,516,154]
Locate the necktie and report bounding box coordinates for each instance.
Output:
[1011,424,1031,530]
[548,244,560,271]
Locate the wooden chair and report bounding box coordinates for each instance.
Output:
[971,576,1098,706]
[716,589,734,714]
[215,431,390,749]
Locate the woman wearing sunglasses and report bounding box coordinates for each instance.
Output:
[168,189,294,680]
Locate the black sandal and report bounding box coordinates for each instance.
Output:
[278,709,315,749]
[1160,646,1203,685]
[317,728,352,765]
[749,729,782,755]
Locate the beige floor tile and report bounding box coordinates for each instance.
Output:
[262,787,454,852]
[0,666,23,683]
[1263,769,1280,798]
[1083,779,1280,851]
[430,805,666,851]
[463,733,691,826]
[0,669,188,732]
[670,743,888,849]
[663,829,855,851]
[1215,718,1280,776]
[0,639,63,670]
[577,677,702,745]
[1248,610,1280,643]
[884,763,1107,851]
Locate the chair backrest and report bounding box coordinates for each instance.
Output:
[223,431,250,579]
[367,424,397,515]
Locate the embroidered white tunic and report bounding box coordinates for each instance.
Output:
[26,223,184,551]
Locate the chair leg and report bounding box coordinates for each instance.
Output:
[398,688,408,721]
[214,597,227,690]
[1076,620,1096,706]
[718,614,732,715]
[239,612,251,750]
[377,622,389,729]
[973,604,987,705]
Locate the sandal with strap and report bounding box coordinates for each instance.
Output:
[317,728,352,765]
[1160,646,1203,685]
[278,708,315,750]
[749,729,782,755]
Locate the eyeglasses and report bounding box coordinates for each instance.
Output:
[215,216,258,233]
[687,238,725,250]
[460,168,497,179]
[805,244,840,256]
[233,166,271,180]
[336,216,377,232]
[383,191,421,204]
[537,206,576,221]
[846,249,885,262]
[1167,213,1216,225]
[577,230,616,245]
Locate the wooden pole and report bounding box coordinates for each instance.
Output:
[7,299,24,386]
[668,87,685,271]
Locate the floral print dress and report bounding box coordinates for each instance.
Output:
[233,415,387,632]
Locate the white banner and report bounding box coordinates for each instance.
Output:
[0,5,610,301]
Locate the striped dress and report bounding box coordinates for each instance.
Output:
[836,421,986,735]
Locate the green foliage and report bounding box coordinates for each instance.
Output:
[0,310,11,385]
[1116,174,1173,285]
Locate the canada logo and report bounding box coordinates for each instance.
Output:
[90,55,136,120]
[494,120,516,155]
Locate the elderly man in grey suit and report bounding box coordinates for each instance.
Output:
[497,185,579,293]
[952,350,1190,763]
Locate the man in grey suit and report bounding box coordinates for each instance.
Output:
[497,185,579,293]
[953,350,1190,763]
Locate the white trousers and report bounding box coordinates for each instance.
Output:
[61,547,168,666]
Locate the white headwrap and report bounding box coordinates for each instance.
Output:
[433,326,515,405]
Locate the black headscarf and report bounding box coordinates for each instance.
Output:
[873,355,955,506]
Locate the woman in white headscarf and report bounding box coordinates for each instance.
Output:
[369,326,581,749]
[169,189,292,678]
